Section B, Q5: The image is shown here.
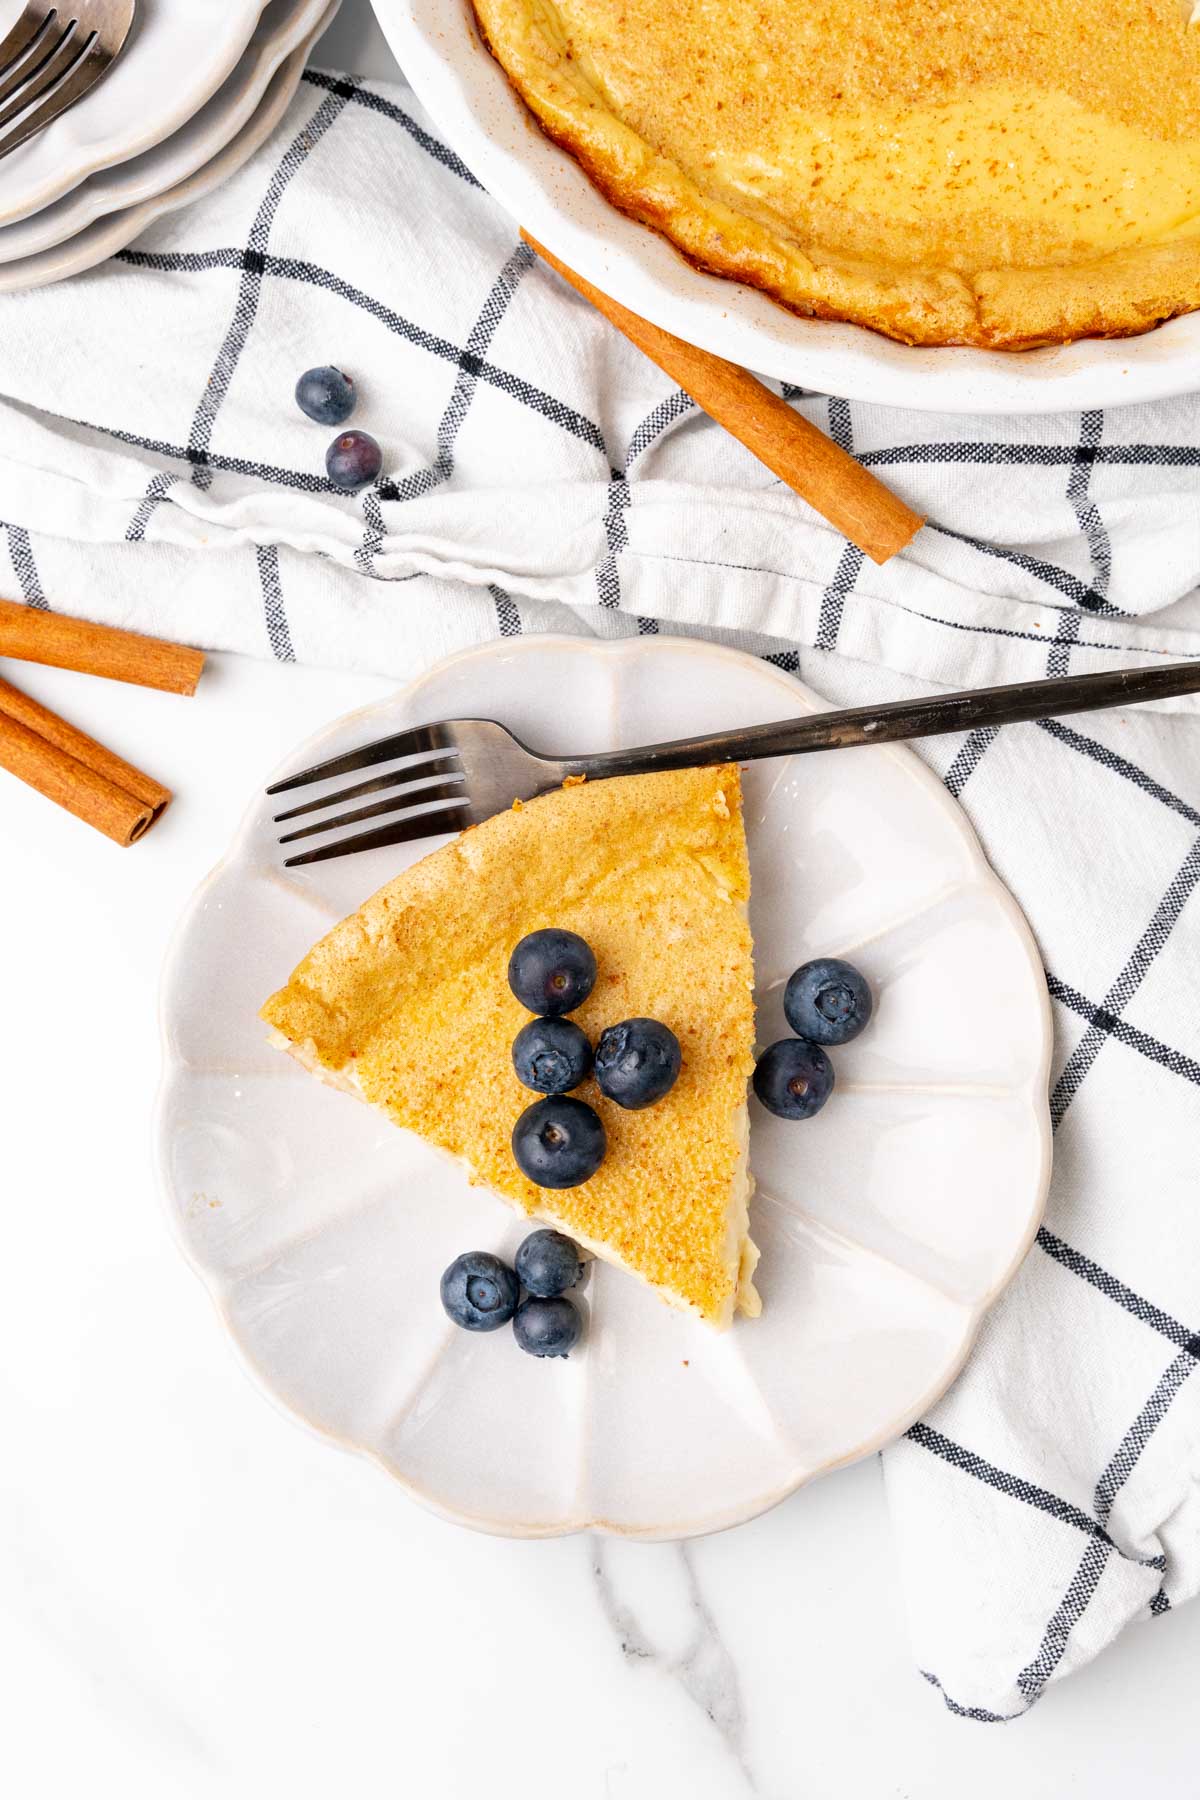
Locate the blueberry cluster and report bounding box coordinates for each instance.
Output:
[753,957,873,1122]
[506,929,681,1188]
[294,364,382,492]
[440,1229,585,1358]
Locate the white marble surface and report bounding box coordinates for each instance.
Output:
[2,4,1199,1789]
[2,645,1199,1797]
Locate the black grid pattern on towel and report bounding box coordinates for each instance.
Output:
[488,583,522,637]
[900,706,1200,1717]
[256,544,294,662]
[99,67,1200,672]
[3,523,47,608]
[9,68,1200,1720]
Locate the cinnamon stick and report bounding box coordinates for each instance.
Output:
[0,596,205,694]
[0,675,170,846]
[0,674,171,815]
[522,232,923,566]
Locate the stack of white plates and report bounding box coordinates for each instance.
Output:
[0,0,341,292]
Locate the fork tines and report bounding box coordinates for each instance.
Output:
[272,750,462,824]
[0,8,94,126]
[266,721,459,796]
[281,803,473,868]
[268,723,469,868]
[0,3,54,80]
[278,778,467,846]
[0,3,135,165]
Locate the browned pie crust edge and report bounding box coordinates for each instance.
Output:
[469,0,1200,350]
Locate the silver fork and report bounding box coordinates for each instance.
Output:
[267,658,1200,867]
[0,0,136,164]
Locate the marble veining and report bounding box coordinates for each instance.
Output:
[590,1539,758,1792]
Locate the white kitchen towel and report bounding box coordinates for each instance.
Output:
[3,65,1200,1721]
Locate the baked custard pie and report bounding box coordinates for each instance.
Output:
[471,0,1200,347]
[262,765,759,1328]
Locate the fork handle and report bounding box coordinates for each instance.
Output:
[563,659,1200,778]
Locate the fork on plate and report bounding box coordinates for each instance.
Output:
[267,657,1200,867]
[0,0,135,163]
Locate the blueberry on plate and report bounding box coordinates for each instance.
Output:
[295,365,356,426]
[512,1096,606,1188]
[512,1017,593,1095]
[594,1017,681,1110]
[513,1295,582,1358]
[752,1038,834,1121]
[326,428,382,491]
[783,957,873,1046]
[508,928,596,1016]
[440,1251,519,1331]
[515,1228,583,1298]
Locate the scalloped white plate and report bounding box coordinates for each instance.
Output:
[0,6,337,295]
[0,0,267,227]
[370,0,1200,414]
[0,0,335,263]
[158,637,1052,1539]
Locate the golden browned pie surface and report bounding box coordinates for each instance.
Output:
[262,766,759,1328]
[470,0,1200,346]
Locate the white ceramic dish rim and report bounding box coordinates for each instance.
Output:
[155,635,1054,1541]
[0,0,270,228]
[0,11,334,295]
[0,0,335,261]
[371,0,1200,416]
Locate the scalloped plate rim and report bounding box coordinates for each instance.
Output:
[0,0,336,262]
[0,0,269,228]
[155,634,1054,1540]
[0,5,338,294]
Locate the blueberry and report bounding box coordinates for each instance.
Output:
[783,958,873,1046]
[295,365,357,426]
[594,1017,681,1110]
[512,1017,592,1094]
[326,429,382,491]
[513,1295,582,1358]
[508,928,596,1016]
[753,1038,835,1120]
[515,1228,583,1297]
[440,1251,519,1331]
[512,1096,606,1187]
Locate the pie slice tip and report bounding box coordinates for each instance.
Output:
[262,763,760,1328]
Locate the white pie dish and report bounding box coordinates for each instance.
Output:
[157,636,1052,1540]
[368,0,1200,415]
[0,0,335,262]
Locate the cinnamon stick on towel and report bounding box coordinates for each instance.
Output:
[0,674,172,847]
[521,232,923,566]
[0,596,205,694]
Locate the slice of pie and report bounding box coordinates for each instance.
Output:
[261,765,760,1328]
[471,0,1200,347]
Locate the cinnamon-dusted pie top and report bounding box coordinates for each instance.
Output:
[471,0,1200,347]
